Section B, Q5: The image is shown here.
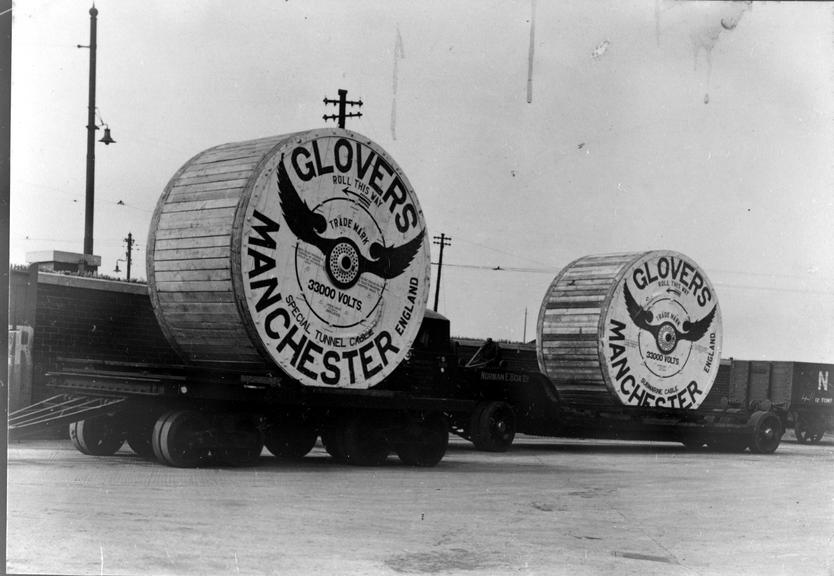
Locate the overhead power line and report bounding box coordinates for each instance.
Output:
[432,261,834,296]
[454,237,553,267]
[433,262,556,274]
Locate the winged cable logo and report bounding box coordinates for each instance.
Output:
[276,154,425,290]
[623,282,716,355]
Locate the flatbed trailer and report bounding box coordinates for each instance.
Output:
[10,317,787,467]
[9,312,519,468]
[450,341,785,454]
[10,367,473,469]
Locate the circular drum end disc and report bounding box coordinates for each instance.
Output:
[238,129,431,389]
[600,251,722,409]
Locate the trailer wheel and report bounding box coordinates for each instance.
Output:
[342,414,390,466]
[213,414,264,467]
[265,419,318,459]
[152,410,211,468]
[795,415,825,444]
[748,411,783,454]
[394,413,449,467]
[69,416,125,456]
[470,401,516,452]
[126,427,155,458]
[322,431,346,462]
[321,422,348,463]
[125,411,160,458]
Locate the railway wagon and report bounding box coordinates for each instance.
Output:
[721,359,833,444]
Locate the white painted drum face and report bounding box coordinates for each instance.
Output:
[601,252,722,409]
[239,130,430,389]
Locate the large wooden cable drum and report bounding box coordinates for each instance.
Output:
[536,251,722,409]
[147,129,431,389]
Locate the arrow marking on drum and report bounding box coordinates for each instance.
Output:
[341,186,372,209]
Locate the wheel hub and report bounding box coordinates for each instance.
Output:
[326,239,360,289]
[656,322,678,354]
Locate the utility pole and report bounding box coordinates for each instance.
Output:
[323,89,363,128]
[78,4,115,263]
[124,232,134,281]
[432,233,452,312]
[523,307,528,342]
[81,5,98,257]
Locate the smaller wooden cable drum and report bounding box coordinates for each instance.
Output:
[536,251,722,409]
[147,129,431,389]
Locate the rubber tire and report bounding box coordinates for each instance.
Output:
[213,414,264,467]
[69,417,125,456]
[265,419,318,459]
[748,411,783,454]
[126,431,155,458]
[395,413,449,467]
[342,414,390,466]
[470,401,516,452]
[125,412,159,458]
[322,424,348,463]
[152,410,211,468]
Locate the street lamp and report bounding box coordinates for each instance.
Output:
[99,124,116,145]
[78,4,116,264]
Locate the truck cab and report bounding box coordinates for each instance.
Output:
[382,310,456,394]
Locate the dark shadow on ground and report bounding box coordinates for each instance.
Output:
[448,440,685,455]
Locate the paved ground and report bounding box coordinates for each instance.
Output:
[7,434,834,576]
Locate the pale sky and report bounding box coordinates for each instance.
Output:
[10,1,834,362]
